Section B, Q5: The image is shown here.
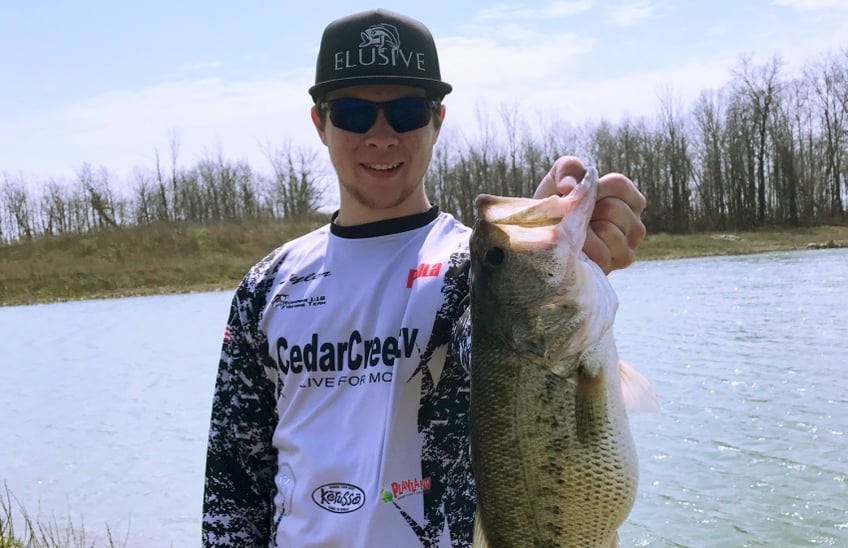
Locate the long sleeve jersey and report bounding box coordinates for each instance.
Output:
[202,206,476,547]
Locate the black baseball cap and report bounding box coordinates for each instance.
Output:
[309,9,453,101]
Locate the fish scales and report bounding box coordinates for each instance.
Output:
[468,168,653,548]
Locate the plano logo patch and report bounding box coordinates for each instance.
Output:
[312,483,366,513]
[380,476,432,502]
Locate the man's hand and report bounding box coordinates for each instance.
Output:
[534,156,646,274]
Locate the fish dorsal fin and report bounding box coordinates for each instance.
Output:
[619,359,660,412]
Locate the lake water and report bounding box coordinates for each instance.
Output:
[1,248,846,547]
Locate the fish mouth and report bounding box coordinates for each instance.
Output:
[472,168,598,254]
[475,168,598,228]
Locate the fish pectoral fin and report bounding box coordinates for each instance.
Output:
[619,359,660,413]
[472,506,491,548]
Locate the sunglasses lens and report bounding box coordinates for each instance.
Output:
[328,99,377,133]
[384,98,433,133]
[326,98,434,134]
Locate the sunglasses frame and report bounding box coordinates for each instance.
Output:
[317,97,441,134]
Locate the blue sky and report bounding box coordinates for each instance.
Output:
[2,0,847,186]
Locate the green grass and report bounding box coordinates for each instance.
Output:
[0,218,327,306]
[1,220,846,307]
[0,485,125,548]
[637,224,848,261]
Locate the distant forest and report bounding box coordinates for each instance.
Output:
[2,50,847,244]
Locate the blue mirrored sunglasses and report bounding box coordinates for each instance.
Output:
[318,97,440,134]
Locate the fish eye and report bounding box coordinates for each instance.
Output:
[484,247,505,267]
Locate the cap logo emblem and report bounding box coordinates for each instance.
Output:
[359,24,401,50]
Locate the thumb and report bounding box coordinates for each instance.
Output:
[555,175,579,197]
[533,156,587,198]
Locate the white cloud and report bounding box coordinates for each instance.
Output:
[773,0,848,10]
[177,61,224,72]
[440,32,596,89]
[0,26,734,188]
[438,34,736,149]
[604,1,659,28]
[5,0,846,188]
[2,70,319,185]
[476,0,595,20]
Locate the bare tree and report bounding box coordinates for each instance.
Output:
[734,55,783,225]
[691,90,728,228]
[806,51,848,220]
[77,164,119,229]
[658,87,692,233]
[1,174,35,240]
[38,179,73,235]
[264,143,326,220]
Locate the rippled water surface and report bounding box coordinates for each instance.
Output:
[1,248,846,546]
[613,249,848,547]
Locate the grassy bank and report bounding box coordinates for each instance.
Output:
[0,218,327,307]
[1,221,846,307]
[1,485,124,548]
[634,224,848,261]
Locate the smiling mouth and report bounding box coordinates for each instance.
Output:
[363,163,402,171]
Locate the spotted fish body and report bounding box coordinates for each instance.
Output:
[468,168,655,547]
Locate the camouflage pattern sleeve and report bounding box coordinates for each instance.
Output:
[451,294,472,376]
[202,280,279,546]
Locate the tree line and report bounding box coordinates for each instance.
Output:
[2,50,846,244]
[0,141,328,243]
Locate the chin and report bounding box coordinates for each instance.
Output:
[347,183,417,211]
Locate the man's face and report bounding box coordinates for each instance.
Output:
[311,84,445,224]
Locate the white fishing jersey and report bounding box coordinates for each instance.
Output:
[203,207,476,547]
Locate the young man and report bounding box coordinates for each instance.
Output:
[202,9,646,547]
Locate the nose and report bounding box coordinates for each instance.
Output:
[365,109,398,148]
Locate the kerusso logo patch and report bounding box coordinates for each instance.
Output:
[312,483,366,513]
[333,23,427,73]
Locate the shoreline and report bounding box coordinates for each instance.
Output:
[2,224,846,308]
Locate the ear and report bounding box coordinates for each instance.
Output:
[311,106,328,146]
[434,104,446,141]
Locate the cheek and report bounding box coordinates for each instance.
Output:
[325,129,359,154]
[407,131,438,157]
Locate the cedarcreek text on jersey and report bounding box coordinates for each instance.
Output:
[275,328,421,374]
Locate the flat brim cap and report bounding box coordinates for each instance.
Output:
[309,9,452,101]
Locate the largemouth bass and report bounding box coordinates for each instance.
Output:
[468,168,657,547]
